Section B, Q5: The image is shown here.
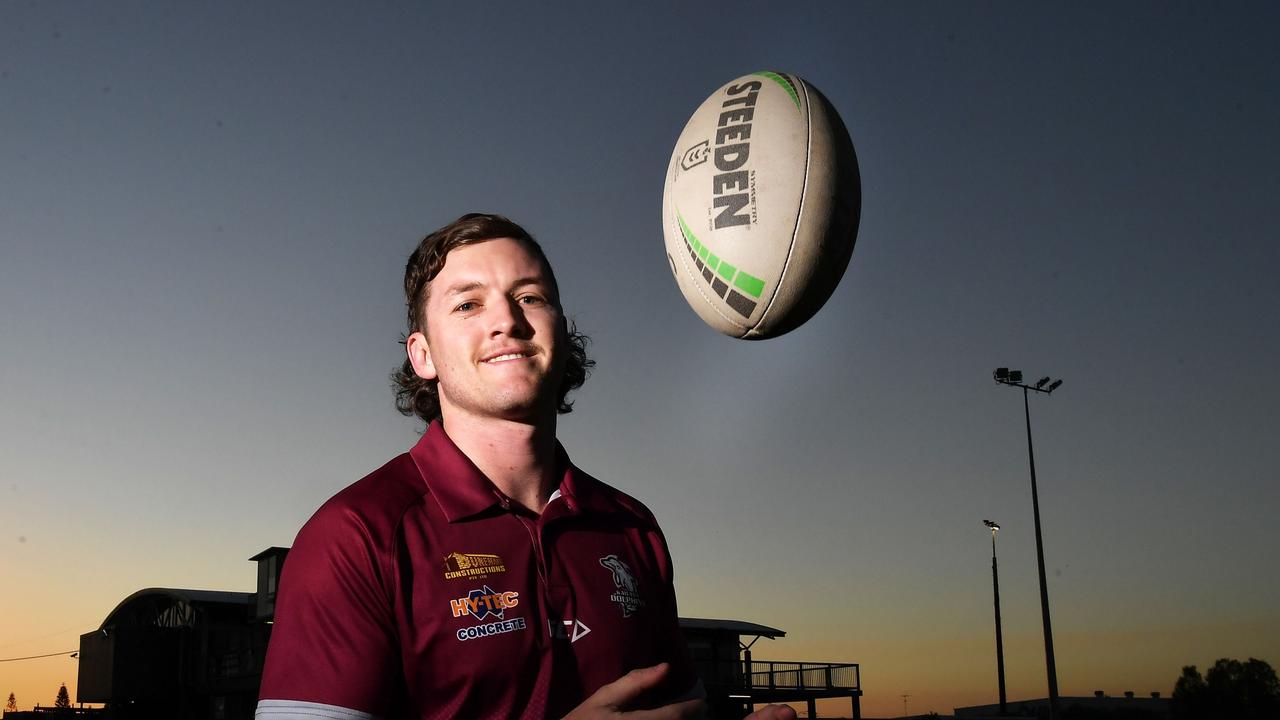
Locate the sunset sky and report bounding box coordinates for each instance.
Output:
[3,2,1278,717]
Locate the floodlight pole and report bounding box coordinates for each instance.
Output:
[994,369,1062,720]
[1022,385,1060,720]
[986,521,1007,715]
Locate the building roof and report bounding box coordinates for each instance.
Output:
[99,588,253,629]
[678,617,785,638]
[249,547,290,561]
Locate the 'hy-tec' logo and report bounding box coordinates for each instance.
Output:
[450,586,519,621]
[710,80,762,229]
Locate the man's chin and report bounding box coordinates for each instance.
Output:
[491,400,557,425]
[439,380,561,425]
[458,396,553,425]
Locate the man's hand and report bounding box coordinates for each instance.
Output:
[743,705,797,720]
[562,663,797,720]
[563,663,706,719]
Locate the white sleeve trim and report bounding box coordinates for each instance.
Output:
[256,699,380,720]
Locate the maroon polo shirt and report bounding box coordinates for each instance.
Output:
[257,422,700,720]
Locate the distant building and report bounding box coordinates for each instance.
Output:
[75,549,286,720]
[954,691,1170,719]
[77,548,862,720]
[683,618,862,719]
[3,709,104,719]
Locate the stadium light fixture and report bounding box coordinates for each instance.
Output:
[992,367,1066,720]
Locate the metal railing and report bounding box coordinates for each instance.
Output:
[698,660,860,692]
[747,661,860,691]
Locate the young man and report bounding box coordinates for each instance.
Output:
[256,214,794,720]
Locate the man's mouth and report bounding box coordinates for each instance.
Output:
[483,350,534,363]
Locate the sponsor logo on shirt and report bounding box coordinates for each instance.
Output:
[549,618,592,643]
[456,616,526,642]
[451,585,528,642]
[599,554,645,618]
[450,586,519,621]
[443,551,507,580]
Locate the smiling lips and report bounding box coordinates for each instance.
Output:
[482,347,536,364]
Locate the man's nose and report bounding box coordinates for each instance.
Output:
[489,297,532,337]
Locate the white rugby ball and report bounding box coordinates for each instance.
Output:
[662,71,860,339]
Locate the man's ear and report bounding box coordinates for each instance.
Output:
[406,331,437,381]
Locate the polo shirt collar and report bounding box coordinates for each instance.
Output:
[409,421,619,522]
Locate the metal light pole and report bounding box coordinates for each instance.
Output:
[984,520,1007,715]
[993,368,1063,720]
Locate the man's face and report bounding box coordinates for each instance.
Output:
[407,237,567,424]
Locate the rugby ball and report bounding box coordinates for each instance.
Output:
[662,71,860,339]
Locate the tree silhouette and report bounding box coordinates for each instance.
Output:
[1173,657,1279,720]
[54,683,71,709]
[6,692,17,711]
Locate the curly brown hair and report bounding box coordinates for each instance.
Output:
[392,213,593,424]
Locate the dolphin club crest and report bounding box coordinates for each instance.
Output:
[598,554,645,617]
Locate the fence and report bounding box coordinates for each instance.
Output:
[699,660,860,692]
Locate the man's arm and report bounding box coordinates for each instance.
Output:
[256,505,401,719]
[563,664,795,720]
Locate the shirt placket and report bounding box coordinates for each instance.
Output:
[513,497,582,649]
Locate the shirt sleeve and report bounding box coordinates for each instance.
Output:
[647,523,705,704]
[257,502,402,718]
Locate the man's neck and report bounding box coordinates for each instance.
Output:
[440,411,559,514]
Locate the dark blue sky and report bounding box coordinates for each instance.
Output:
[2,2,1277,714]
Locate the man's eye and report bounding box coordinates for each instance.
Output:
[454,301,478,312]
[518,295,546,305]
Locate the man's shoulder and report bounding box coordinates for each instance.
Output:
[571,467,661,528]
[299,452,428,544]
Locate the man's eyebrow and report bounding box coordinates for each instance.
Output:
[438,277,554,297]
[510,276,553,291]
[440,281,484,297]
